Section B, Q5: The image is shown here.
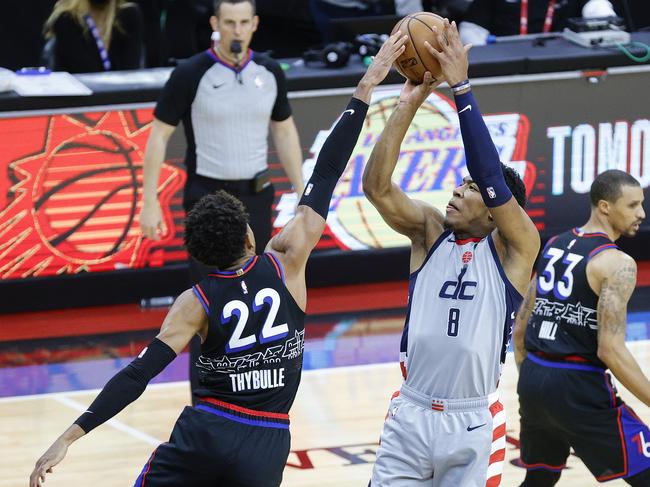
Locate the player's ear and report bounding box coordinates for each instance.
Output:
[245,226,256,252]
[598,199,610,216]
[210,15,219,32]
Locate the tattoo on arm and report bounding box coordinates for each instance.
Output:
[598,261,636,336]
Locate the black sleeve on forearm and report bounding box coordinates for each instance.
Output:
[74,338,176,433]
[298,97,369,219]
[455,90,513,208]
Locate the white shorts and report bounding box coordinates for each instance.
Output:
[371,384,506,487]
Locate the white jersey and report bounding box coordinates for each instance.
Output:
[400,230,523,399]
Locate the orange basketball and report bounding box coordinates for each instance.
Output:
[391,12,446,83]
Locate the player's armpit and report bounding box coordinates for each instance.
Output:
[157,289,209,352]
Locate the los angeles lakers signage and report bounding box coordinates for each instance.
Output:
[275,88,538,250]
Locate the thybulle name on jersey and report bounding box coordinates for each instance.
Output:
[229,368,285,392]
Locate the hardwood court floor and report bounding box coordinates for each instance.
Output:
[3,343,648,487]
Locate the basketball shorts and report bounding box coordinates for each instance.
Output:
[518,353,650,481]
[133,400,291,486]
[371,383,506,486]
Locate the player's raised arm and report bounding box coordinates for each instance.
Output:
[29,291,205,487]
[362,73,445,243]
[593,251,650,407]
[267,32,407,269]
[425,20,540,269]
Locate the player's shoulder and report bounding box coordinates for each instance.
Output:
[589,246,636,278]
[412,199,445,247]
[413,199,444,225]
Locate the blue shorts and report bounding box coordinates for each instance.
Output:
[518,353,650,481]
[134,402,290,486]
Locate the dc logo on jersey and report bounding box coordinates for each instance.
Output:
[439,266,477,300]
[462,251,473,264]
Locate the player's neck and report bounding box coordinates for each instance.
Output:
[453,230,489,240]
[223,252,256,271]
[580,214,620,242]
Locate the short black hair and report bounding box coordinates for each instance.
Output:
[502,163,527,208]
[590,169,640,207]
[213,0,256,15]
[184,190,249,269]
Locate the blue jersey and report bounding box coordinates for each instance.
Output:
[192,254,305,414]
[525,228,619,367]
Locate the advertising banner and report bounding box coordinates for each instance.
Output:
[0,68,648,281]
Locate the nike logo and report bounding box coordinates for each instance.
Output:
[467,423,486,432]
[343,109,355,116]
[458,105,472,114]
[83,410,94,414]
[212,83,225,89]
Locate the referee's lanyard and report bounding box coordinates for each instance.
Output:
[520,0,557,35]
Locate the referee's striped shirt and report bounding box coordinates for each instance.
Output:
[154,48,291,181]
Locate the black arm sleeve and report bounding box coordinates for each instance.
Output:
[298,97,368,219]
[74,338,176,433]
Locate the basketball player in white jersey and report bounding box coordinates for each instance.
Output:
[363,20,540,486]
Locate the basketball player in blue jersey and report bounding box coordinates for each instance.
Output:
[363,20,540,486]
[513,170,650,486]
[29,33,410,487]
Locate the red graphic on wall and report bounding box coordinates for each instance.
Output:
[0,110,186,280]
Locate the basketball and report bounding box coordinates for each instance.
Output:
[391,12,446,83]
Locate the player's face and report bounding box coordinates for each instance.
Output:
[609,185,645,237]
[211,2,259,57]
[444,177,492,233]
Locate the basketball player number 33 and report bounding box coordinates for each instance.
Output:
[222,288,289,353]
[538,247,584,300]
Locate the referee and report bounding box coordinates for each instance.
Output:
[139,0,304,401]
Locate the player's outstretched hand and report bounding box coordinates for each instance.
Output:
[361,31,408,87]
[399,72,442,107]
[423,19,472,88]
[30,439,69,487]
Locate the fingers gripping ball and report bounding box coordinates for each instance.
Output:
[391,12,446,83]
